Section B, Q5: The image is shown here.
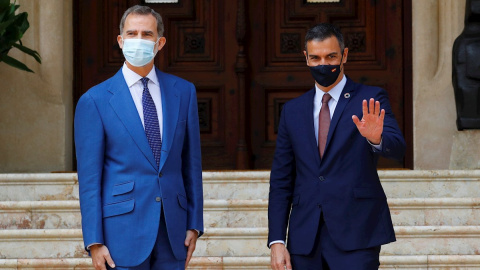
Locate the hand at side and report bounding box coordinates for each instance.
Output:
[90,244,115,270]
[184,229,199,269]
[270,243,292,270]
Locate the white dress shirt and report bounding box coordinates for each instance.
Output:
[122,63,163,136]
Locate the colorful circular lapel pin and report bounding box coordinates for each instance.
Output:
[344,93,351,99]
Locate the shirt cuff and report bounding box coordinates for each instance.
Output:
[367,136,382,151]
[269,240,286,248]
[86,243,102,250]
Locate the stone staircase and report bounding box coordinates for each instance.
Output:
[0,171,479,269]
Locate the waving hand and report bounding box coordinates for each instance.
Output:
[352,98,384,145]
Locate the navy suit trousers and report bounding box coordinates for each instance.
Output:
[290,214,381,270]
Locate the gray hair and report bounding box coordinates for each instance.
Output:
[119,5,164,37]
[305,23,345,52]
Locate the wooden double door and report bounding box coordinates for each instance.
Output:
[74,0,412,170]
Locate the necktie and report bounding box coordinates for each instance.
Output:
[319,93,332,158]
[141,77,162,167]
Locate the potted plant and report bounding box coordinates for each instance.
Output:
[0,0,41,73]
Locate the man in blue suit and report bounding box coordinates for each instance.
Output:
[268,24,406,270]
[74,5,203,270]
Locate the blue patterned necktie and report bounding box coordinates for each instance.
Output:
[141,77,162,167]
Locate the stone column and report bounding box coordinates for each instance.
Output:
[412,0,480,169]
[0,0,73,172]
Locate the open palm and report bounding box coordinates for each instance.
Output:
[352,98,384,145]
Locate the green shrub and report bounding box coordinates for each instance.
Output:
[0,0,41,73]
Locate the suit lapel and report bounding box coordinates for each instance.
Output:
[108,70,158,170]
[157,69,180,172]
[323,78,356,158]
[303,89,321,166]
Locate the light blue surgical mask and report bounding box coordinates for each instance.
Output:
[121,37,160,67]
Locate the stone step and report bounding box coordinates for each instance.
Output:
[1,256,480,270]
[196,226,480,257]
[0,201,81,230]
[1,171,480,200]
[0,174,79,201]
[1,198,480,230]
[0,226,479,259]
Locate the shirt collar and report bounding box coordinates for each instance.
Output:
[314,75,346,102]
[121,62,159,87]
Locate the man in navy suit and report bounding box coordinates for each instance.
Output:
[74,5,203,270]
[268,23,406,270]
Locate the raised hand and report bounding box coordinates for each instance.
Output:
[352,98,385,145]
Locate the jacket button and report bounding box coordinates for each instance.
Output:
[155,197,161,202]
[319,176,325,181]
[159,172,163,177]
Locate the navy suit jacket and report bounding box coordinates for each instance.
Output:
[268,77,406,254]
[74,68,203,267]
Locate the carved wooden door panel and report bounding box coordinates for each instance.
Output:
[247,0,412,169]
[74,0,412,170]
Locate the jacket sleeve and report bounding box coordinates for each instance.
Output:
[375,88,406,161]
[74,92,105,250]
[268,103,296,246]
[181,83,204,236]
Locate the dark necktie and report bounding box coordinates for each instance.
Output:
[318,93,332,158]
[141,77,162,167]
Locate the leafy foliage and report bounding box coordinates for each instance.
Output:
[0,0,41,73]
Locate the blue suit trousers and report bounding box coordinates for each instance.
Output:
[108,208,186,270]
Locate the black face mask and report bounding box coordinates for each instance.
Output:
[309,50,344,87]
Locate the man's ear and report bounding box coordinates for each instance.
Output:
[157,37,167,52]
[303,50,308,64]
[117,35,123,49]
[342,48,348,64]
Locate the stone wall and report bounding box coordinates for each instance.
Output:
[0,0,73,172]
[413,0,480,170]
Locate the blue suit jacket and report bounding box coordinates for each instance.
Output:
[268,77,406,254]
[74,68,203,267]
